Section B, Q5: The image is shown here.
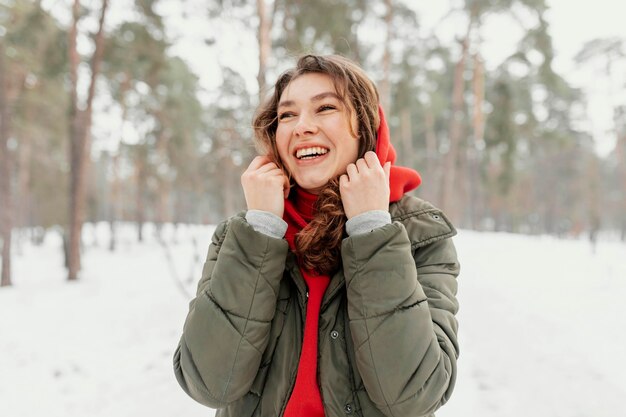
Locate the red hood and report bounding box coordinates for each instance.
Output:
[375,105,421,202]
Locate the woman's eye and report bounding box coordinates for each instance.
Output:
[318,105,336,112]
[278,112,295,120]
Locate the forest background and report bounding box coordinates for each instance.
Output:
[1,0,625,286]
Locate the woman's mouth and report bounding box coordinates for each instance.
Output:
[295,146,329,160]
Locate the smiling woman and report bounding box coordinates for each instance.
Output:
[173,54,461,417]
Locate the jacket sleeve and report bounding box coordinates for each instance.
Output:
[342,221,460,417]
[173,215,289,408]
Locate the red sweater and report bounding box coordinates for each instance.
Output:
[281,105,421,416]
[283,188,329,417]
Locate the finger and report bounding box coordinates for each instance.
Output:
[356,158,368,172]
[383,161,391,181]
[247,155,272,171]
[346,163,358,179]
[255,161,279,174]
[364,151,382,170]
[339,174,349,190]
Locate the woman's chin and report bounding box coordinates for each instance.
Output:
[294,177,331,194]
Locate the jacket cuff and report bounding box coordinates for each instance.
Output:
[245,210,288,239]
[345,210,391,236]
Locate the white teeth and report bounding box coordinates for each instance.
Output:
[296,147,329,159]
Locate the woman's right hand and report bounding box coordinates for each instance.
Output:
[241,155,290,217]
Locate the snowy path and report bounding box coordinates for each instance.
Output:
[1,224,625,417]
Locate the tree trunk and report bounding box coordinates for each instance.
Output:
[400,107,412,169]
[67,0,81,279]
[585,154,601,249]
[468,53,485,229]
[109,151,120,251]
[221,157,236,217]
[256,0,272,104]
[135,148,146,242]
[18,110,32,231]
[67,0,109,280]
[423,109,438,202]
[156,178,169,238]
[617,134,626,241]
[155,132,169,238]
[440,20,471,222]
[109,74,130,251]
[0,41,13,287]
[14,104,32,257]
[472,54,485,145]
[380,0,393,111]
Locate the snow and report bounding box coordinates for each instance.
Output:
[438,231,626,417]
[1,224,625,417]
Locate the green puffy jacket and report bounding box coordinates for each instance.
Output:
[174,195,460,417]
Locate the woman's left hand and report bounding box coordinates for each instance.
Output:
[339,151,391,219]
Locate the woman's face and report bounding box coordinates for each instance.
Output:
[275,73,359,194]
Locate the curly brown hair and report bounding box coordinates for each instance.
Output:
[252,54,380,274]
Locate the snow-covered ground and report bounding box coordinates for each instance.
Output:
[1,223,625,417]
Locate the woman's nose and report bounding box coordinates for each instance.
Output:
[293,113,318,137]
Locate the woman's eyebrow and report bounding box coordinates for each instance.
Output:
[277,100,293,109]
[310,92,340,102]
[278,92,340,109]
